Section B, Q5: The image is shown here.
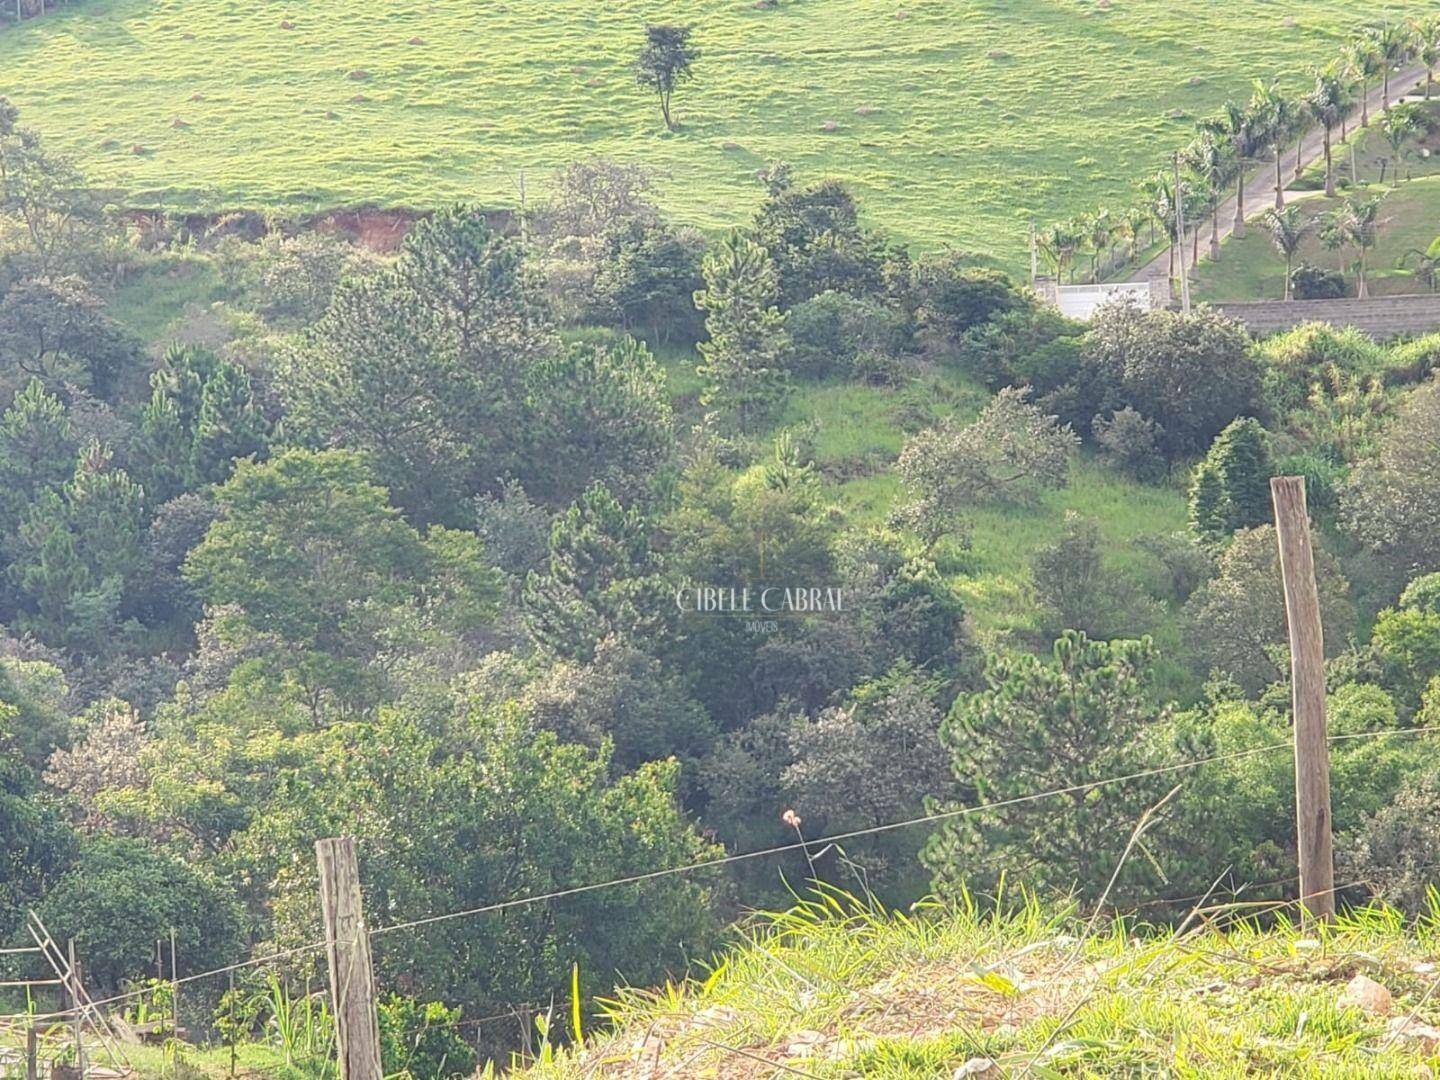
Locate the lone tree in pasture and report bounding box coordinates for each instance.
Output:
[1262,205,1312,300]
[1306,65,1349,198]
[635,24,699,130]
[1321,195,1384,299]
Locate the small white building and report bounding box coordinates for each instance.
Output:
[1033,276,1171,320]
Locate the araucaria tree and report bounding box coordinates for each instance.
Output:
[693,231,791,428]
[635,24,699,130]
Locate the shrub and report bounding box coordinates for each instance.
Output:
[910,257,1023,344]
[788,290,909,378]
[34,837,241,991]
[1399,572,1440,614]
[1348,766,1440,914]
[1029,512,1158,639]
[378,995,478,1080]
[1256,322,1383,413]
[1188,418,1274,542]
[1289,262,1346,300]
[1092,407,1165,482]
[1085,304,1262,456]
[1274,450,1344,517]
[1384,333,1440,387]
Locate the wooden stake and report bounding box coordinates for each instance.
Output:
[169,928,179,1047]
[67,940,85,1077]
[1271,476,1336,921]
[316,838,383,1080]
[25,1023,37,1080]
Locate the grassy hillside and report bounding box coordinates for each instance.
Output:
[511,892,1440,1078]
[0,0,1430,270]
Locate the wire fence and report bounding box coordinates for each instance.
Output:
[3,721,1439,1072]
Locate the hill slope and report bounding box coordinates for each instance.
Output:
[512,892,1440,1078]
[0,0,1430,268]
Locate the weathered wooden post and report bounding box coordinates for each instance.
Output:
[67,940,85,1077]
[25,1023,37,1080]
[1271,476,1336,921]
[315,837,383,1080]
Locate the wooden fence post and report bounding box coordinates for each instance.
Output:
[25,1023,37,1080]
[67,939,85,1077]
[1271,476,1336,921]
[316,837,383,1080]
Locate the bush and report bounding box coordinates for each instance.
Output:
[1274,450,1344,517]
[788,290,910,378]
[34,837,242,991]
[1188,418,1274,542]
[1085,304,1262,456]
[1030,512,1158,639]
[1092,407,1165,482]
[1256,322,1383,413]
[1347,766,1440,914]
[1399,572,1440,614]
[1289,263,1346,300]
[378,995,478,1080]
[910,257,1023,344]
[953,304,1086,395]
[1384,333,1440,387]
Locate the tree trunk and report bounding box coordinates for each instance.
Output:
[1383,70,1391,112]
[1210,202,1221,261]
[1274,150,1285,209]
[1284,255,1293,300]
[659,91,672,130]
[1357,253,1368,299]
[1324,129,1336,197]
[1233,175,1246,238]
[1294,130,1304,181]
[1192,222,1200,264]
[1362,81,1370,127]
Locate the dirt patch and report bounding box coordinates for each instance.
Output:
[313,207,422,251]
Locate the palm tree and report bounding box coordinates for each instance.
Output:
[1251,79,1296,210]
[1040,221,1082,283]
[1321,195,1384,298]
[1399,236,1440,291]
[1413,15,1440,99]
[1371,23,1415,112]
[1346,35,1384,127]
[1085,210,1113,282]
[1122,205,1148,264]
[1216,100,1256,239]
[1262,206,1312,299]
[1305,65,1347,197]
[1380,102,1428,184]
[1187,121,1234,261]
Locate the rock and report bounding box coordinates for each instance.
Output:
[1338,973,1392,1015]
[954,1059,1002,1079]
[408,36,425,45]
[278,19,294,29]
[785,1030,826,1058]
[1388,1015,1440,1053]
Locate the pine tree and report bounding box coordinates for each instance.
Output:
[1189,418,1274,542]
[694,231,791,429]
[65,439,146,583]
[1188,459,1227,542]
[193,361,270,484]
[0,378,76,536]
[1210,418,1274,531]
[131,388,192,504]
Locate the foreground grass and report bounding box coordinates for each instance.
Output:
[514,889,1440,1078]
[0,0,1431,268]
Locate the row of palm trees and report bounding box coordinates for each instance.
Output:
[1038,17,1440,286]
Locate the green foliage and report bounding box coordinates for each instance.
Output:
[634,24,698,130]
[1030,511,1158,640]
[1188,418,1275,542]
[910,259,1022,346]
[35,835,241,991]
[787,290,910,379]
[521,338,675,507]
[751,176,893,308]
[523,483,669,663]
[0,377,76,539]
[377,995,477,1080]
[694,231,791,428]
[0,276,138,398]
[184,449,499,705]
[1085,304,1262,456]
[926,632,1170,903]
